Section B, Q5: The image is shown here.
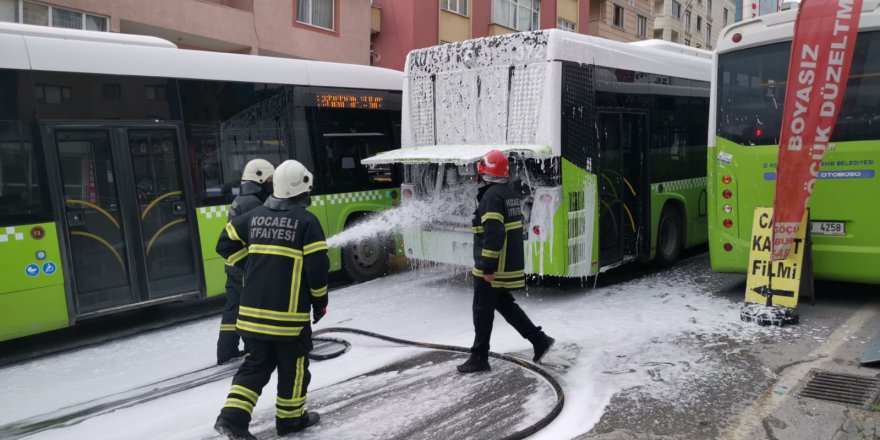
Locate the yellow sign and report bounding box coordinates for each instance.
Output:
[745,207,808,308]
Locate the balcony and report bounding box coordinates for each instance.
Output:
[200,0,254,13]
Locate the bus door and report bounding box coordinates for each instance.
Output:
[43,125,201,316]
[597,112,648,266]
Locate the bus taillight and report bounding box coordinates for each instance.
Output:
[723,219,733,228]
[732,33,742,43]
[724,243,733,251]
[722,175,732,184]
[723,204,732,213]
[402,188,414,199]
[722,189,732,199]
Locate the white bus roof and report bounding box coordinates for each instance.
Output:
[715,0,880,54]
[0,22,403,91]
[406,29,711,82]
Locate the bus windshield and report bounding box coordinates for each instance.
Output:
[716,30,880,146]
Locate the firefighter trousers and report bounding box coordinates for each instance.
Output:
[471,276,540,354]
[218,337,311,429]
[217,271,243,363]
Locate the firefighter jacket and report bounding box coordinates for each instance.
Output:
[225,181,269,276]
[216,194,329,347]
[471,183,526,289]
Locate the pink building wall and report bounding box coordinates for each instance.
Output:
[372,0,592,72]
[31,0,372,64]
[370,0,439,72]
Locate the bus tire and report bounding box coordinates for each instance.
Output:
[341,220,389,283]
[656,205,683,267]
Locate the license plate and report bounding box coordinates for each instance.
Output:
[811,221,845,236]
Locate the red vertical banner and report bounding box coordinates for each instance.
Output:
[771,0,862,260]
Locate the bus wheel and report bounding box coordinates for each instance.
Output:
[342,234,389,283]
[656,205,682,267]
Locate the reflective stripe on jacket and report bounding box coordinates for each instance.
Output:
[216,194,329,346]
[472,183,525,289]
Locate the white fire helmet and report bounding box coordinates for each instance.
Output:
[273,160,313,199]
[241,158,274,184]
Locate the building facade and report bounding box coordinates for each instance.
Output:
[588,0,654,42]
[652,0,736,50]
[371,0,591,71]
[0,0,373,64]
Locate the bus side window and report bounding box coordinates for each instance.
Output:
[0,122,52,226]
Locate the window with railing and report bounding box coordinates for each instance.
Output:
[296,0,334,31]
[493,0,540,32]
[441,0,469,16]
[684,10,691,31]
[1,0,108,31]
[696,15,702,32]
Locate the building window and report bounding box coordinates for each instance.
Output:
[723,7,728,27]
[706,23,712,45]
[8,1,108,31]
[672,0,681,19]
[146,85,166,101]
[684,10,691,31]
[34,84,71,104]
[557,17,576,31]
[441,0,469,16]
[296,0,334,31]
[684,38,690,46]
[696,15,702,32]
[637,14,647,38]
[102,83,121,101]
[493,0,540,32]
[707,0,713,15]
[612,5,624,28]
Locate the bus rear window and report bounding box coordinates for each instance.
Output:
[717,31,880,146]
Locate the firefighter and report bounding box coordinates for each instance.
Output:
[457,150,555,374]
[214,159,328,440]
[217,158,275,366]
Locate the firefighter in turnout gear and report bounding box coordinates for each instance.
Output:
[217,158,275,365]
[458,150,555,374]
[214,160,327,440]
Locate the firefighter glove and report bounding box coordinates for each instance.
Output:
[313,307,326,324]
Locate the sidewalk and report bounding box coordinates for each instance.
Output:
[578,279,880,440]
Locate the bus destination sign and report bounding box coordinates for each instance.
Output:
[315,93,384,110]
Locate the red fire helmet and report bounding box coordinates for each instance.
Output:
[477,150,509,178]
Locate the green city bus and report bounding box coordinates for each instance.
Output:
[709,6,880,283]
[0,23,403,342]
[364,30,710,277]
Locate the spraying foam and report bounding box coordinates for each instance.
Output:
[326,185,477,249]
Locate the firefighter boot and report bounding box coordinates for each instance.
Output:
[277,411,320,436]
[529,332,555,364]
[457,352,491,373]
[214,417,257,440]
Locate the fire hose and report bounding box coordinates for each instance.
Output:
[313,326,565,440]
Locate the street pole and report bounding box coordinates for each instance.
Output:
[678,0,697,44]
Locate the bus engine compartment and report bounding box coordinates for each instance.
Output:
[391,154,564,272]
